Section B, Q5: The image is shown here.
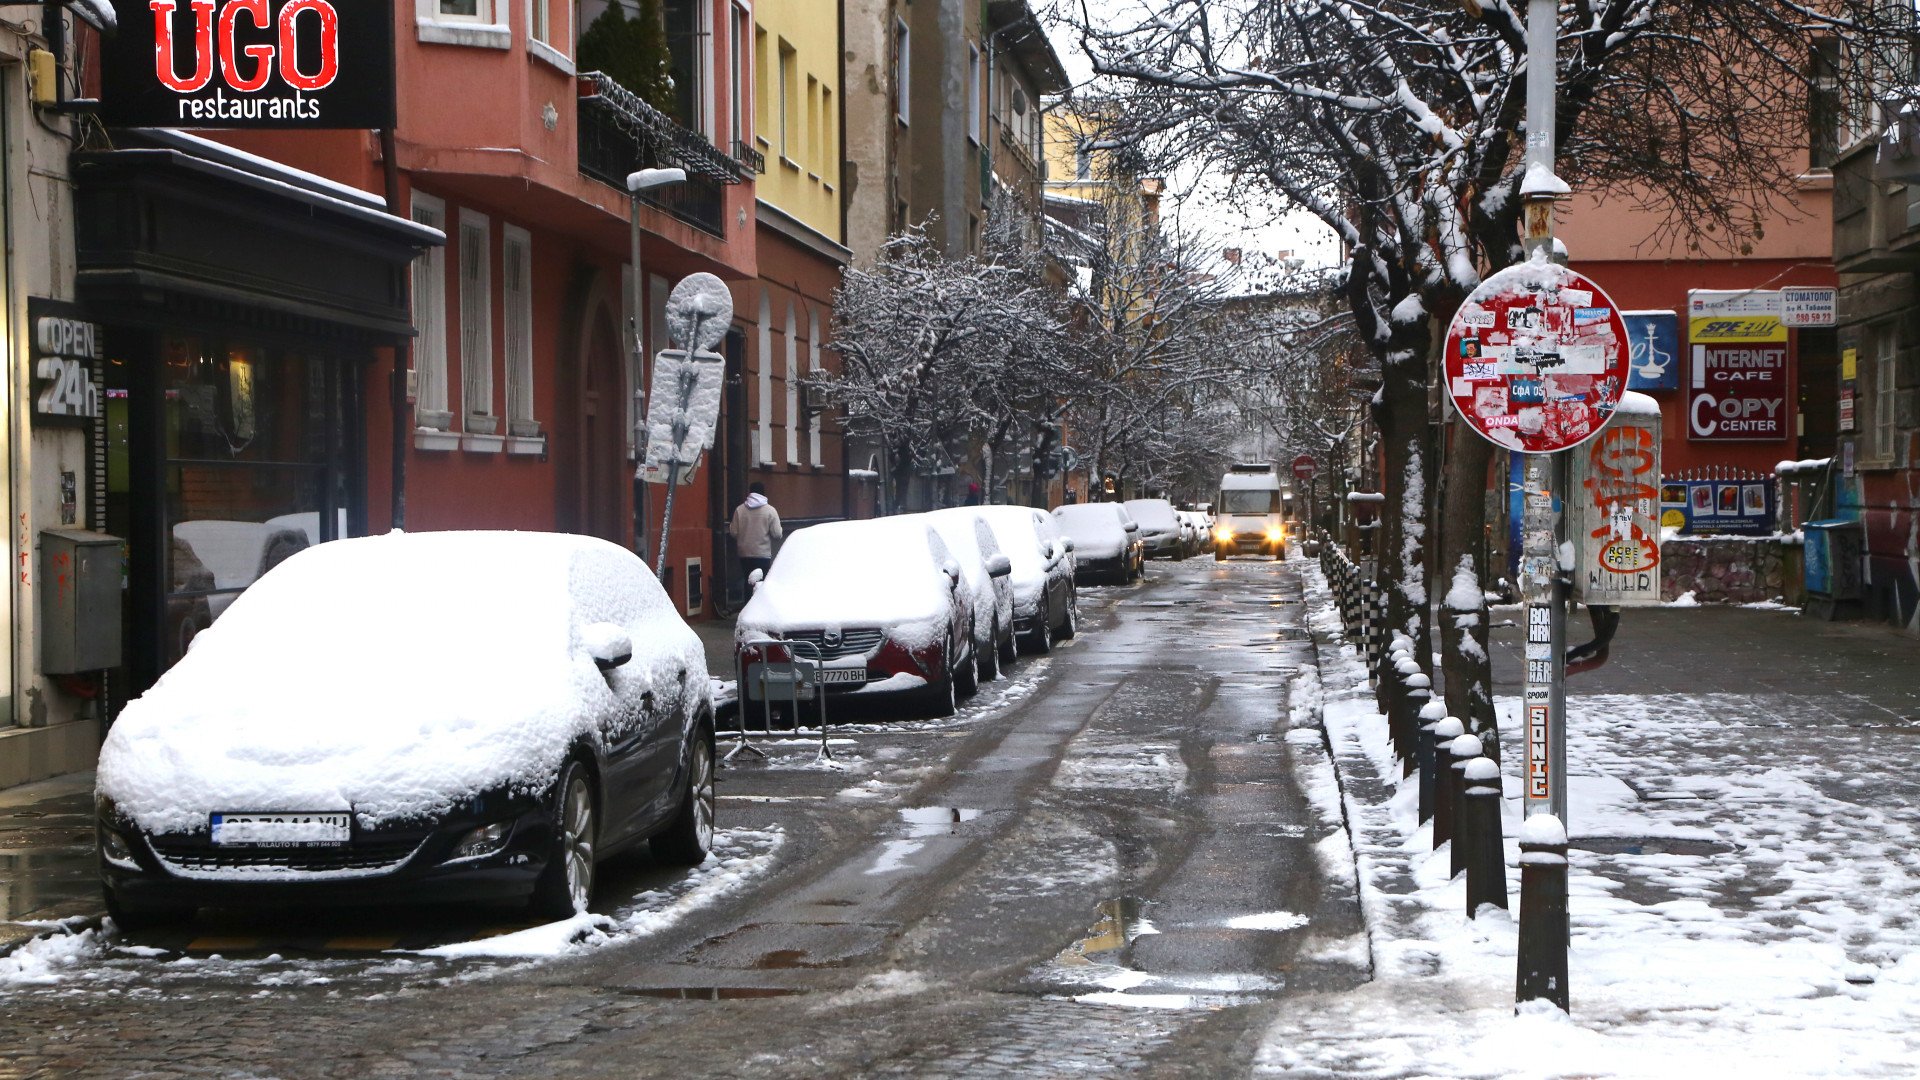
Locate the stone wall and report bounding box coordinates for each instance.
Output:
[1660,537,1789,604]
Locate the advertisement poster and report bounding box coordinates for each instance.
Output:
[1659,477,1775,536]
[1624,311,1679,391]
[1444,262,1630,454]
[1688,342,1790,441]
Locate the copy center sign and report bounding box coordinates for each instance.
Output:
[1686,295,1789,442]
[1444,260,1631,455]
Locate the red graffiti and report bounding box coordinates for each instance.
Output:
[1584,424,1660,574]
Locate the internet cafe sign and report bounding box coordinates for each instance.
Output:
[100,0,394,128]
[1687,290,1790,442]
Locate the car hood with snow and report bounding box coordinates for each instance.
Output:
[97,531,706,836]
[1052,504,1131,559]
[1123,499,1182,540]
[736,517,954,637]
[971,506,1064,608]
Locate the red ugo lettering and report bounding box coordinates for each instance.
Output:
[219,0,274,92]
[151,0,217,94]
[278,0,340,91]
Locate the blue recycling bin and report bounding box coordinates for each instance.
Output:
[1803,519,1864,601]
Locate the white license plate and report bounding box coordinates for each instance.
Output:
[819,668,868,685]
[210,812,352,847]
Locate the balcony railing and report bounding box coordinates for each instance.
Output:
[576,71,748,238]
[733,140,766,174]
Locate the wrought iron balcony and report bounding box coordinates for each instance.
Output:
[577,71,748,238]
[733,140,766,174]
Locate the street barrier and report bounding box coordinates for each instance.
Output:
[733,637,834,763]
[1461,755,1509,917]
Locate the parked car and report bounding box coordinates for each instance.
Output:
[1177,510,1211,557]
[1052,503,1145,585]
[928,508,1017,683]
[96,531,716,929]
[1124,499,1185,560]
[973,505,1077,653]
[735,515,979,718]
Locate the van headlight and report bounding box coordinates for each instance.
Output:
[1215,527,1234,543]
[1265,527,1285,542]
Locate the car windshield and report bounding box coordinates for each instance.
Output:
[1220,490,1278,514]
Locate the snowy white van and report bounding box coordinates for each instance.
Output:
[1214,464,1287,560]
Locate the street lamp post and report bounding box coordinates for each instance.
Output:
[627,168,687,563]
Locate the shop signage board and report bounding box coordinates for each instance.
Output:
[1687,340,1789,441]
[1688,289,1784,320]
[1570,399,1662,606]
[28,298,104,427]
[100,0,395,129]
[1782,287,1837,327]
[1623,310,1679,391]
[1443,261,1632,454]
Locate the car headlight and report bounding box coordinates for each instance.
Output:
[99,826,140,870]
[447,821,511,862]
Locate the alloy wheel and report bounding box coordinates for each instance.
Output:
[562,773,595,913]
[690,740,715,853]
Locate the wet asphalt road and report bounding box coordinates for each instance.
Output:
[0,556,1366,1078]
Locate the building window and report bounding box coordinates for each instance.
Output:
[437,0,486,21]
[807,74,821,172]
[967,43,981,144]
[1075,141,1092,180]
[410,193,451,430]
[457,209,495,433]
[1873,323,1899,461]
[757,288,773,464]
[1810,38,1841,170]
[894,19,909,123]
[785,300,799,465]
[731,3,750,148]
[779,40,796,164]
[808,305,823,466]
[664,0,709,136]
[528,0,547,43]
[502,225,536,436]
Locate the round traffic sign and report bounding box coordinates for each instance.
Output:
[1291,454,1317,481]
[1443,259,1630,454]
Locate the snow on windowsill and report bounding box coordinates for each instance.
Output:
[416,19,511,50]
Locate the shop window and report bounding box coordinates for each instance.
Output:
[457,209,497,434]
[785,299,799,465]
[410,192,451,431]
[503,225,537,436]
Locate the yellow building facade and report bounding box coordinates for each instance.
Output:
[752,0,841,239]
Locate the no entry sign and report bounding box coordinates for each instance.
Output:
[1291,454,1317,481]
[1444,260,1631,455]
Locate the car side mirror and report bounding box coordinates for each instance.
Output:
[1061,538,1075,553]
[747,567,766,586]
[583,622,633,672]
[986,554,1012,578]
[1124,522,1139,532]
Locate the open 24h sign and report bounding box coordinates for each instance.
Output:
[99,0,394,129]
[1444,260,1632,455]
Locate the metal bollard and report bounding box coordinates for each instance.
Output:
[1401,672,1431,777]
[1416,701,1447,823]
[1386,652,1416,745]
[1428,716,1465,847]
[1446,731,1483,871]
[1461,756,1508,917]
[1516,813,1570,1011]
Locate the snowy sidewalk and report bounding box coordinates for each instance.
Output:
[1254,566,1920,1079]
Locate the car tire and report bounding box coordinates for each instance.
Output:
[924,649,959,718]
[1027,598,1054,654]
[651,728,716,867]
[997,619,1018,667]
[1215,547,1228,563]
[1059,590,1078,640]
[1273,546,1285,561]
[955,624,980,698]
[978,619,1000,682]
[103,887,193,934]
[530,760,598,920]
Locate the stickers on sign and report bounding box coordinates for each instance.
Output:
[1573,307,1611,326]
[1462,362,1498,380]
[1510,379,1545,404]
[1562,289,1593,307]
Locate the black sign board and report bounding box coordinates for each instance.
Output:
[28,298,104,427]
[99,0,395,129]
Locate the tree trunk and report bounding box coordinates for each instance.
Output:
[1437,419,1500,761]
[1376,317,1436,677]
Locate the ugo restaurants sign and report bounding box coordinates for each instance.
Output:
[100,0,394,128]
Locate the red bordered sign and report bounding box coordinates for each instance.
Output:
[1443,260,1631,455]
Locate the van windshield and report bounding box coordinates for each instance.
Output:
[1219,490,1278,514]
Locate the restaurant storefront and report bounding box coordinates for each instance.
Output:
[74,131,439,703]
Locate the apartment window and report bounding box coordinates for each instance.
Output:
[808,305,823,467]
[1810,38,1842,169]
[436,0,486,20]
[779,40,796,164]
[757,289,773,464]
[807,75,821,172]
[502,225,536,436]
[967,44,981,144]
[1873,323,1899,461]
[785,301,799,465]
[894,20,909,123]
[410,193,451,430]
[528,0,547,43]
[663,0,708,135]
[731,3,750,148]
[457,210,495,432]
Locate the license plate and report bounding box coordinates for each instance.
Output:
[819,668,868,685]
[210,812,352,847]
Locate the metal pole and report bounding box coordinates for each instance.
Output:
[630,195,650,557]
[656,459,680,584]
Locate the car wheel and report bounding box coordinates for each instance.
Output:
[955,623,980,697]
[530,760,597,920]
[998,619,1018,666]
[1027,598,1054,654]
[1215,547,1228,563]
[1273,546,1285,561]
[924,648,959,718]
[1059,589,1078,640]
[103,887,193,934]
[651,728,716,867]
[978,619,1000,682]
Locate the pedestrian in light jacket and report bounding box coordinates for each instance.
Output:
[729,482,783,590]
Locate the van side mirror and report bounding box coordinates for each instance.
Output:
[986,554,1012,578]
[583,622,633,672]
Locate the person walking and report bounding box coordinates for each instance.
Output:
[729,482,783,591]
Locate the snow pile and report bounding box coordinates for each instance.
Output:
[1052,504,1134,559]
[0,924,107,986]
[1263,561,1920,1078]
[736,516,953,643]
[99,531,705,834]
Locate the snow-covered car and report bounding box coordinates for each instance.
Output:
[1052,503,1145,585]
[928,508,1017,682]
[735,515,979,717]
[973,505,1077,653]
[1123,498,1185,560]
[1177,510,1211,556]
[96,531,716,928]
